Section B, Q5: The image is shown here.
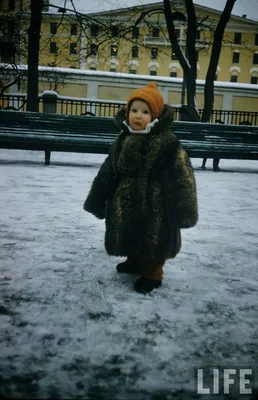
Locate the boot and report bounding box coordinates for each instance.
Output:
[116,259,140,274]
[134,277,162,294]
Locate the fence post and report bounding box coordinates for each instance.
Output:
[42,91,58,166]
[42,90,58,114]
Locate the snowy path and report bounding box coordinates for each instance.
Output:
[0,150,258,400]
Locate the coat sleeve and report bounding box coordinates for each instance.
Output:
[83,155,116,219]
[163,141,198,229]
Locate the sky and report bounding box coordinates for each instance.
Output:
[50,0,258,20]
[0,148,258,399]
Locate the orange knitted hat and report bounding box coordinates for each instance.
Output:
[126,82,164,121]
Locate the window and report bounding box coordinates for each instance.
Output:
[255,34,258,46]
[50,22,57,34]
[0,42,14,62]
[111,26,119,38]
[132,26,139,39]
[110,45,118,57]
[9,0,15,10]
[152,27,159,38]
[71,24,78,36]
[230,75,238,82]
[151,47,158,59]
[132,45,138,58]
[234,32,241,44]
[129,69,136,74]
[175,29,180,39]
[196,30,201,40]
[251,76,258,84]
[50,42,57,54]
[232,52,240,63]
[90,67,96,71]
[170,72,177,77]
[90,43,97,56]
[110,68,117,73]
[253,53,258,64]
[91,24,98,37]
[171,51,177,60]
[150,70,157,76]
[70,43,77,55]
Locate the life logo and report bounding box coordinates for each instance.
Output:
[196,367,257,395]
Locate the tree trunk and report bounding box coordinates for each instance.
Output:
[27,0,43,112]
[201,0,236,122]
[185,70,200,121]
[184,0,199,121]
[163,0,199,122]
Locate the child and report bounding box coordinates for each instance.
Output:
[83,82,198,294]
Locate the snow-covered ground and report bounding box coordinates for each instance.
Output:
[0,149,257,400]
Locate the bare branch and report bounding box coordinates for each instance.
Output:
[0,72,21,97]
[163,0,190,71]
[185,0,197,72]
[202,0,237,121]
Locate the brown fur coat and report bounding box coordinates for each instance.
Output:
[84,105,198,261]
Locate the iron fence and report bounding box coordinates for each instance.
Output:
[0,93,27,111]
[1,93,257,125]
[53,96,125,117]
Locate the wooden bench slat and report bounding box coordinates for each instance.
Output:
[1,110,258,165]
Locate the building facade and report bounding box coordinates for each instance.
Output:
[1,0,258,85]
[1,0,258,116]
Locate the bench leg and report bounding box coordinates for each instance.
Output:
[45,150,51,166]
[213,157,220,172]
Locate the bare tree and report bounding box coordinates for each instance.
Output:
[163,0,237,121]
[40,64,70,91]
[2,0,238,119]
[27,0,44,111]
[201,0,236,122]
[0,7,24,99]
[0,66,21,98]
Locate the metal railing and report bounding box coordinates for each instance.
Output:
[142,36,209,48]
[1,92,258,125]
[0,93,27,111]
[53,96,125,117]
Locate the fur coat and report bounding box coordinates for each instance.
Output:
[84,105,198,262]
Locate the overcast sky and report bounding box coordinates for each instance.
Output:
[51,0,258,20]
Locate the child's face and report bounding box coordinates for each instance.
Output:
[128,100,152,131]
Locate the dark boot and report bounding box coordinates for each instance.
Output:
[134,277,162,294]
[116,259,139,274]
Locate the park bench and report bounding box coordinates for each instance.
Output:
[0,110,258,165]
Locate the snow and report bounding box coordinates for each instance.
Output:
[3,64,258,93]
[0,149,258,400]
[3,64,258,92]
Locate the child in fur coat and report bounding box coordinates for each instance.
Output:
[84,82,198,294]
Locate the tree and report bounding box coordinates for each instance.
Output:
[163,0,237,122]
[201,0,236,122]
[2,0,238,119]
[27,0,44,111]
[0,6,24,102]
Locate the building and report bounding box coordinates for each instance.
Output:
[1,0,258,84]
[0,0,258,119]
